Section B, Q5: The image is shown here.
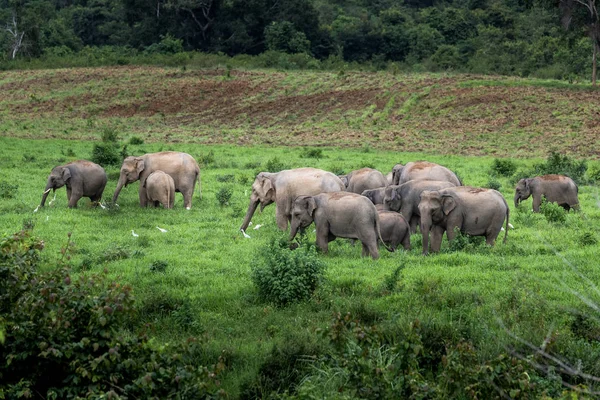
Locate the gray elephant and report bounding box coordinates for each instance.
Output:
[361,187,387,205]
[378,211,411,251]
[339,168,388,194]
[514,175,579,212]
[392,161,462,186]
[240,168,344,232]
[112,151,200,209]
[384,180,457,233]
[385,171,394,185]
[290,192,388,259]
[144,170,175,209]
[418,187,509,255]
[40,160,107,208]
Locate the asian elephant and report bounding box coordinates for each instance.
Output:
[392,161,462,186]
[144,170,175,209]
[240,168,345,232]
[514,175,579,212]
[289,192,388,259]
[378,211,411,251]
[384,180,457,233]
[40,160,107,208]
[361,187,387,205]
[339,168,388,194]
[418,187,509,255]
[112,152,200,209]
[385,171,394,185]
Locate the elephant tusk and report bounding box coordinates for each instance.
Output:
[48,193,57,206]
[33,205,39,213]
[253,224,262,230]
[43,188,52,194]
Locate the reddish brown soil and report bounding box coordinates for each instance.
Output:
[1,66,600,158]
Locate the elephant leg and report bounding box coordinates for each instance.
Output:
[402,234,411,251]
[315,228,330,254]
[364,240,380,260]
[275,201,289,231]
[139,187,148,207]
[409,215,419,234]
[532,194,541,212]
[361,243,369,257]
[66,187,72,202]
[431,226,445,253]
[68,192,82,208]
[181,186,193,209]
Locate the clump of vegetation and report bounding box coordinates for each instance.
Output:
[0,181,18,199]
[244,161,261,169]
[587,162,600,183]
[300,147,324,160]
[0,229,226,398]
[216,186,233,206]
[447,228,486,252]
[578,231,598,246]
[265,157,286,172]
[22,153,36,163]
[91,126,128,166]
[199,150,215,167]
[485,177,501,191]
[381,263,405,293]
[129,136,144,145]
[251,238,325,307]
[517,151,587,184]
[216,174,235,182]
[490,158,517,177]
[540,198,566,224]
[237,175,251,186]
[149,260,169,273]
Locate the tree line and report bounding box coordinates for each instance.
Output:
[1,0,599,81]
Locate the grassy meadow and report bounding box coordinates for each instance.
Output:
[1,66,600,397]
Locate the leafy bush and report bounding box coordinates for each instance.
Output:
[199,150,215,167]
[578,231,598,246]
[447,228,486,252]
[587,162,600,183]
[299,147,324,160]
[265,157,286,172]
[216,187,233,206]
[149,260,169,273]
[251,238,325,307]
[518,151,587,184]
[490,158,517,177]
[144,34,184,54]
[91,127,127,166]
[0,181,18,199]
[0,230,226,398]
[485,177,501,191]
[129,136,144,145]
[216,174,235,182]
[540,198,566,224]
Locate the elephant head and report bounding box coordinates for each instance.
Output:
[40,166,71,206]
[391,163,404,185]
[112,156,145,203]
[289,195,316,241]
[338,175,349,188]
[383,186,402,212]
[418,190,455,254]
[514,178,532,207]
[240,172,277,231]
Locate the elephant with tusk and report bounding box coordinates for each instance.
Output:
[40,160,107,208]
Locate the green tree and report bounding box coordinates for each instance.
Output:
[265,21,310,53]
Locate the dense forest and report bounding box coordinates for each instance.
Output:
[0,0,599,80]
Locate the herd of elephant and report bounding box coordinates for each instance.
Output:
[40,151,580,259]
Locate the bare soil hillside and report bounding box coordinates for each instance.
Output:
[1,66,599,158]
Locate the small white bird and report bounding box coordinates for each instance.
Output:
[186,207,191,210]
[253,224,263,230]
[48,193,57,206]
[99,202,106,209]
[508,223,514,229]
[244,190,248,196]
[156,226,168,233]
[33,205,39,213]
[241,229,251,239]
[131,230,139,237]
[249,221,253,226]
[46,216,49,221]
[501,227,505,231]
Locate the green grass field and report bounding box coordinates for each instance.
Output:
[1,66,600,397]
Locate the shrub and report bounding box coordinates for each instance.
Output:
[0,230,227,398]
[382,263,405,293]
[299,147,324,160]
[216,187,233,206]
[485,177,501,191]
[91,127,126,166]
[144,34,184,54]
[149,260,168,273]
[578,231,598,246]
[216,174,235,182]
[517,151,587,184]
[0,181,18,199]
[265,157,286,172]
[491,158,517,177]
[199,150,215,167]
[129,136,144,145]
[540,198,566,224]
[251,238,325,307]
[447,227,486,252]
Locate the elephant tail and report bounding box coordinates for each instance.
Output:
[503,200,510,244]
[375,214,393,253]
[196,166,202,200]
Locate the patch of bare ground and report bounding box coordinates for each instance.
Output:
[2,66,600,158]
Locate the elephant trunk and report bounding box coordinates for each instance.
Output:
[420,215,432,255]
[40,183,53,207]
[289,222,300,242]
[112,176,126,204]
[513,193,521,208]
[240,198,259,231]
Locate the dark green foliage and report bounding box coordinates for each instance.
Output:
[520,151,588,184]
[216,174,235,182]
[251,238,325,307]
[149,260,168,273]
[540,198,566,224]
[128,136,144,145]
[491,158,517,177]
[0,230,226,398]
[447,228,486,252]
[570,314,600,343]
[382,263,405,293]
[216,186,233,206]
[265,157,286,172]
[91,127,127,166]
[265,21,311,54]
[0,181,18,199]
[299,147,324,160]
[21,154,36,163]
[144,34,184,54]
[199,150,215,167]
[578,231,598,246]
[237,175,251,186]
[486,177,502,191]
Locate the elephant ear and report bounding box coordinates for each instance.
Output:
[306,197,317,217]
[339,176,349,187]
[136,158,145,174]
[441,195,456,215]
[61,167,72,182]
[524,178,532,191]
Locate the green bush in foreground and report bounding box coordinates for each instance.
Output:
[251,238,325,307]
[0,230,226,398]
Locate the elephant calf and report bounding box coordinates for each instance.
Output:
[339,168,388,194]
[514,175,579,212]
[361,187,387,205]
[378,211,411,251]
[144,170,175,209]
[290,192,388,260]
[40,160,107,208]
